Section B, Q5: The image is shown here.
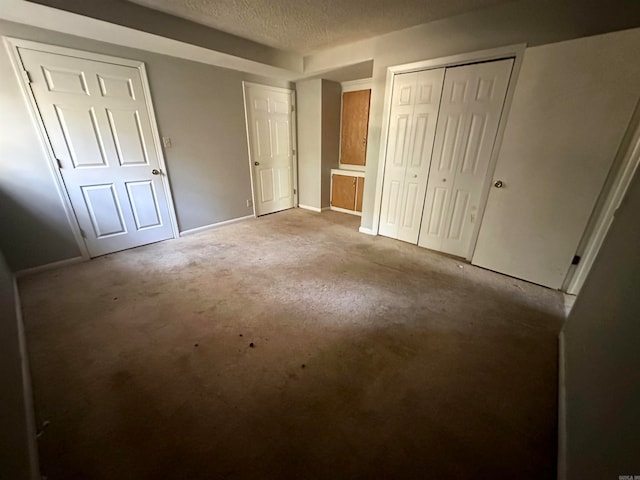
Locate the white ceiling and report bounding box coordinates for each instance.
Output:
[128,0,515,54]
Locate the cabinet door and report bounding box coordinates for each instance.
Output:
[331,174,357,210]
[340,90,371,165]
[355,177,365,212]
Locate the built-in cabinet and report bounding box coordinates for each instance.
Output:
[330,169,365,215]
[330,86,371,216]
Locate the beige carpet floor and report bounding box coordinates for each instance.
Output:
[19,209,563,480]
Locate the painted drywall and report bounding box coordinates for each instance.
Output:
[564,98,640,295]
[320,80,342,208]
[302,0,640,232]
[0,19,288,270]
[26,0,302,71]
[561,156,640,479]
[296,79,322,209]
[1,0,299,80]
[295,79,341,209]
[472,28,640,289]
[0,251,39,480]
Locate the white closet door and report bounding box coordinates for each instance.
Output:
[418,59,513,257]
[379,68,445,243]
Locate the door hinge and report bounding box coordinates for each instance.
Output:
[292,149,296,155]
[22,69,32,84]
[56,158,63,169]
[571,255,581,266]
[291,104,295,113]
[79,228,87,238]
[293,188,297,195]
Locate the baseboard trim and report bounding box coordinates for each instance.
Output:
[558,331,567,480]
[179,215,255,236]
[359,226,376,235]
[16,256,85,278]
[13,278,41,480]
[330,206,362,216]
[298,204,322,213]
[321,207,330,212]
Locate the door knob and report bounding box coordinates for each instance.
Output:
[151,169,160,175]
[494,180,504,188]
[254,161,260,166]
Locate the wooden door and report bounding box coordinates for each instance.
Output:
[19,48,174,257]
[340,90,370,165]
[331,174,356,210]
[244,84,295,216]
[355,177,365,212]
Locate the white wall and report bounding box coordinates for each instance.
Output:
[296,79,322,209]
[296,79,341,209]
[472,28,640,288]
[20,0,302,72]
[561,151,640,479]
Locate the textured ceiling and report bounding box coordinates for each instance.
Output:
[128,0,515,54]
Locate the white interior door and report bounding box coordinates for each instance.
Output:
[378,68,445,243]
[244,84,295,216]
[418,59,513,258]
[18,47,175,257]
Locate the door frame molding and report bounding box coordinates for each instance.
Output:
[241,81,298,216]
[3,37,181,259]
[371,43,526,260]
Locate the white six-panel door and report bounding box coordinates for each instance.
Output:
[18,47,175,257]
[418,59,513,257]
[244,84,295,216]
[378,68,445,243]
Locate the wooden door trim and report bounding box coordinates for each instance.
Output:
[242,81,298,216]
[4,37,181,258]
[371,43,526,260]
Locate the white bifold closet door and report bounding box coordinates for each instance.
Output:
[418,59,512,257]
[378,68,445,243]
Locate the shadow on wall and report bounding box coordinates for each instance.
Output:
[0,188,79,271]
